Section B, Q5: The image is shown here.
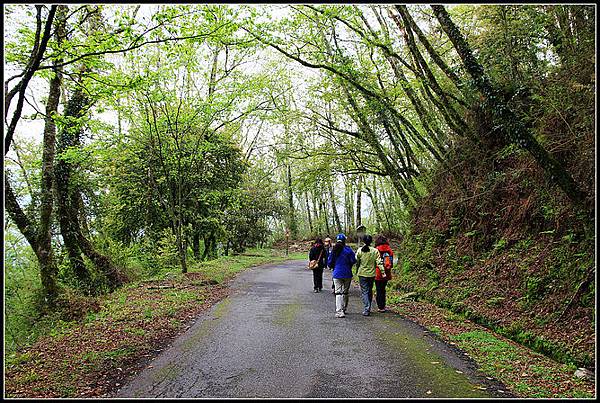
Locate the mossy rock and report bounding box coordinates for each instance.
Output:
[399,291,420,301]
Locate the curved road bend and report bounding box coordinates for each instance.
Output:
[116,259,508,398]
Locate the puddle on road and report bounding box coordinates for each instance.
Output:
[377,327,489,398]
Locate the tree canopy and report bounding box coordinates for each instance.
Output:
[4,3,594,302]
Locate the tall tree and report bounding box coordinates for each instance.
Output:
[286,163,298,238]
[4,5,66,303]
[53,6,125,288]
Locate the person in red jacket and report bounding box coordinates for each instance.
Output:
[374,235,394,313]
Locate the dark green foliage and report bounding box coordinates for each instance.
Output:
[223,175,283,253]
[104,124,247,253]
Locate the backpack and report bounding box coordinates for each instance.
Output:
[381,251,393,270]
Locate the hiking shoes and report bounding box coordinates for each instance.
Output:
[335,312,346,318]
[377,308,386,313]
[362,310,370,316]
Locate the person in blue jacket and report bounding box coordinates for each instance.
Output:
[327,233,357,318]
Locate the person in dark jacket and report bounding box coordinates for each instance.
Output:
[308,238,326,292]
[327,233,357,317]
[374,235,394,312]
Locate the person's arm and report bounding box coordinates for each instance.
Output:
[350,248,357,266]
[352,249,360,276]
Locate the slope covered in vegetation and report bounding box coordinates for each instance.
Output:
[392,60,595,368]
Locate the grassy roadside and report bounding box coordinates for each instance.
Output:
[386,290,595,398]
[4,249,305,398]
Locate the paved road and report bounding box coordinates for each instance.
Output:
[117,260,506,398]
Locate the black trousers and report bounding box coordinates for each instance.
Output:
[375,279,388,309]
[312,267,324,290]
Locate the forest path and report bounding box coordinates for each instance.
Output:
[116,260,503,398]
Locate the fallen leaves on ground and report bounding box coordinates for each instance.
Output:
[5,276,232,398]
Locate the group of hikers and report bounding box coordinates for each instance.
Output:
[308,233,394,318]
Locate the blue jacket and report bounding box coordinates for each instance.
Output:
[328,245,357,279]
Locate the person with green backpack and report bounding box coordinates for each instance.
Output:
[354,234,380,316]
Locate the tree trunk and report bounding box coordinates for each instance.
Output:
[286,164,298,238]
[175,221,188,272]
[192,230,200,259]
[499,7,521,83]
[3,6,67,303]
[201,235,210,260]
[321,198,331,236]
[395,5,464,93]
[55,84,124,287]
[305,191,313,235]
[379,178,393,230]
[390,8,469,137]
[356,176,362,228]
[311,192,320,235]
[55,85,91,283]
[35,5,66,301]
[328,181,343,233]
[341,83,413,207]
[208,47,219,98]
[78,232,125,287]
[205,234,217,259]
[344,178,355,236]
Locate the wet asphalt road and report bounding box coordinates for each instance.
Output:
[116,260,503,398]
